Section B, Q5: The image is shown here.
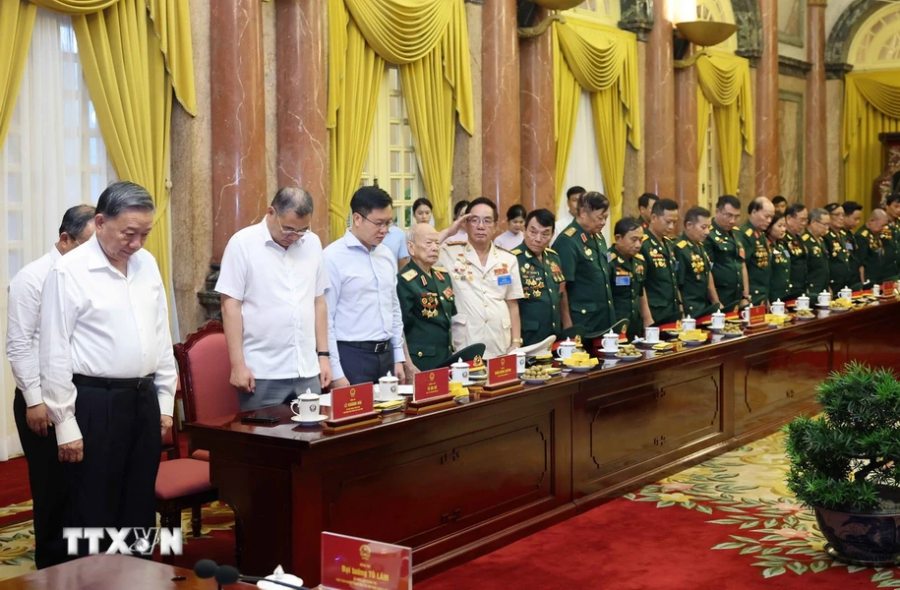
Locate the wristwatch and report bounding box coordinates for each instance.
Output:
[317,351,330,357]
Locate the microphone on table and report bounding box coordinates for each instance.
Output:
[193,559,309,589]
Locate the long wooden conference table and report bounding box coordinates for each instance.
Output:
[188,299,900,586]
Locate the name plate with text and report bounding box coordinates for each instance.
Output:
[330,383,374,420]
[748,305,767,326]
[321,531,411,590]
[487,354,518,387]
[414,368,450,402]
[882,281,896,297]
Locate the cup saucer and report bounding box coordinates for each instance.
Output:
[291,414,328,426]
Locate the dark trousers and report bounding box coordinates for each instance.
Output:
[62,377,161,558]
[337,342,394,385]
[13,389,68,568]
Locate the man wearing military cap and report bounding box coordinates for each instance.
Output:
[642,198,683,325]
[552,191,616,337]
[784,204,810,298]
[855,208,890,286]
[738,197,774,305]
[804,208,831,294]
[512,209,570,346]
[705,195,748,311]
[675,206,721,318]
[609,217,648,339]
[881,193,900,280]
[397,223,456,371]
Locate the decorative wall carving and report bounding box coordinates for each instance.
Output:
[825,0,879,77]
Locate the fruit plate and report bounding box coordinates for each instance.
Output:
[523,377,550,385]
[613,352,643,361]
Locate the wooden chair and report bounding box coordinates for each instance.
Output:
[155,422,217,539]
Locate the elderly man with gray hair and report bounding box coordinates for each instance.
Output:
[217,187,331,410]
[804,207,831,295]
[39,180,177,556]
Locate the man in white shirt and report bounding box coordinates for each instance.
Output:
[216,187,331,410]
[6,204,95,568]
[439,197,524,358]
[40,181,177,556]
[325,186,406,387]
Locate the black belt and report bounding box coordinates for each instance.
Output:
[337,340,391,353]
[72,374,156,390]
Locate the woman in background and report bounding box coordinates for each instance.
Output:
[494,204,527,250]
[413,197,434,225]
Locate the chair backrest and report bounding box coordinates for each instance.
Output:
[174,320,239,424]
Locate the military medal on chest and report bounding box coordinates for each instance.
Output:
[421,292,439,318]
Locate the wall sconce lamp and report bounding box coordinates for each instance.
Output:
[673,20,737,60]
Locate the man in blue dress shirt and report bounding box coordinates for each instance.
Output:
[325,186,407,387]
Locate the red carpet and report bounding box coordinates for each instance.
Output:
[417,498,879,590]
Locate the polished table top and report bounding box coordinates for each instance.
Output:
[0,555,252,590]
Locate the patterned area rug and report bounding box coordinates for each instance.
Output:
[0,501,235,581]
[623,429,900,586]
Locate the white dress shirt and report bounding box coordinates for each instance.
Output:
[39,236,177,445]
[493,230,524,251]
[6,246,61,407]
[438,241,524,358]
[215,221,326,379]
[324,231,405,381]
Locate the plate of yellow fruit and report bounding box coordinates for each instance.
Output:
[563,351,599,372]
[829,298,852,312]
[678,329,708,346]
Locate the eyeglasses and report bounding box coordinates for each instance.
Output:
[361,214,393,230]
[467,216,496,227]
[276,217,309,237]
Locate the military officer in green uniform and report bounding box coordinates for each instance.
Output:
[881,193,900,280]
[766,213,793,302]
[675,206,721,317]
[552,191,616,337]
[397,223,456,370]
[738,197,775,305]
[642,198,683,325]
[637,192,659,232]
[804,208,831,294]
[783,204,810,297]
[609,217,648,339]
[705,195,749,311]
[512,209,570,346]
[823,204,859,291]
[855,208,890,286]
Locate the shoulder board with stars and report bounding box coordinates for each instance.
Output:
[511,248,522,255]
[676,239,688,249]
[564,227,577,237]
[433,265,448,272]
[401,268,418,282]
[801,233,810,241]
[545,247,557,254]
[608,251,618,261]
[744,227,753,237]
[634,253,645,261]
[641,234,649,242]
[860,229,870,237]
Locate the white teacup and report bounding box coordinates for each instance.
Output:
[710,311,726,330]
[839,286,853,301]
[873,284,881,297]
[290,390,320,421]
[795,295,810,310]
[378,371,399,397]
[451,358,469,383]
[770,299,785,316]
[740,305,752,323]
[644,326,660,343]
[817,291,831,307]
[601,330,619,352]
[557,338,576,360]
[681,317,696,332]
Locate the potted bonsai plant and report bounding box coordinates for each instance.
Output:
[785,361,900,566]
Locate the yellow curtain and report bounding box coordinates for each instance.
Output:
[842,70,900,204]
[26,0,197,295]
[0,1,36,148]
[328,0,474,235]
[691,51,754,195]
[552,17,641,223]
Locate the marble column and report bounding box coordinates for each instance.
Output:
[519,9,555,213]
[203,0,267,318]
[276,0,329,240]
[644,0,676,198]
[482,0,521,214]
[805,0,828,207]
[674,63,698,209]
[755,0,779,198]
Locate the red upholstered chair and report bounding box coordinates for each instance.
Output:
[155,423,217,541]
[174,320,239,460]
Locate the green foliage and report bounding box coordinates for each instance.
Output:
[785,362,900,511]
